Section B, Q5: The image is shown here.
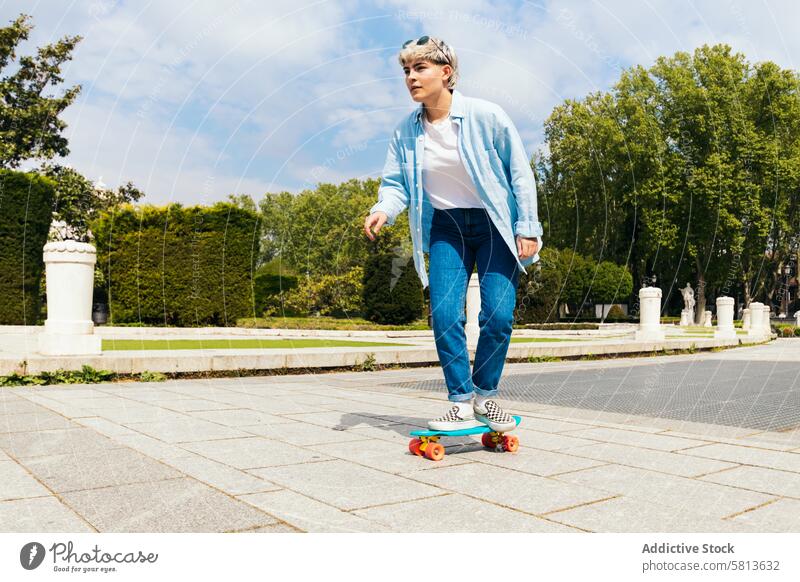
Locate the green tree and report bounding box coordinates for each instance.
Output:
[541,44,800,318]
[39,163,144,241]
[0,14,81,168]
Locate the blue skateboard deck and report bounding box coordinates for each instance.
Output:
[408,416,521,460]
[410,415,521,438]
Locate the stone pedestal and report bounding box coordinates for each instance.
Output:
[679,309,693,326]
[762,305,772,336]
[795,311,800,326]
[742,308,750,330]
[465,272,480,348]
[703,310,712,327]
[38,241,102,356]
[635,287,665,341]
[714,297,736,340]
[747,302,764,339]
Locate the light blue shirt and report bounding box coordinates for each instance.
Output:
[370,88,544,289]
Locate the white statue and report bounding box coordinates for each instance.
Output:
[681,283,695,311]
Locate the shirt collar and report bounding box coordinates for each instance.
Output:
[414,88,464,126]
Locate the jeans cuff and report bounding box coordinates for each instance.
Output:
[474,386,498,398]
[448,392,474,403]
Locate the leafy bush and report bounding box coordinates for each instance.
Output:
[606,304,627,320]
[283,267,365,317]
[0,170,55,324]
[0,365,115,387]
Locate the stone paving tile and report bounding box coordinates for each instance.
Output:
[180,437,330,470]
[553,463,775,518]
[152,399,241,412]
[512,428,599,452]
[250,459,444,511]
[231,523,303,533]
[739,431,800,450]
[279,393,357,407]
[199,393,319,415]
[699,466,800,498]
[507,416,594,434]
[121,418,252,443]
[6,396,94,419]
[61,477,279,532]
[46,396,126,411]
[344,423,429,444]
[566,442,737,477]
[546,496,760,533]
[306,438,474,475]
[352,493,579,532]
[0,411,75,433]
[31,388,113,401]
[625,416,758,439]
[188,408,297,427]
[22,448,182,493]
[0,398,51,414]
[238,489,391,532]
[401,463,611,515]
[164,453,283,495]
[563,427,708,451]
[0,427,126,459]
[727,499,800,532]
[679,443,800,473]
[92,404,190,424]
[112,433,198,462]
[282,411,400,430]
[103,388,198,402]
[74,417,140,438]
[0,496,94,532]
[0,460,51,501]
[659,431,799,452]
[460,446,606,477]
[535,407,658,428]
[302,398,411,417]
[239,420,366,446]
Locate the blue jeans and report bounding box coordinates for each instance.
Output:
[428,207,521,403]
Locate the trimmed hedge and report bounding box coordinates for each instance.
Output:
[0,170,55,324]
[92,203,260,326]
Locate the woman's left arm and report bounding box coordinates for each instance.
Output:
[492,107,543,241]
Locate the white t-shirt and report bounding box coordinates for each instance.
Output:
[422,115,484,210]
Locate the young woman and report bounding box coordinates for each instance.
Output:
[363,36,543,432]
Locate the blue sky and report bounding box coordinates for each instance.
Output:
[7,0,799,206]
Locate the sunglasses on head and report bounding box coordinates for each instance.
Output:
[402,35,450,64]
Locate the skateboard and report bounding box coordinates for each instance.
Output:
[408,416,521,461]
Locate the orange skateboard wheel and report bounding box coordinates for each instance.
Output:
[408,438,423,456]
[482,433,497,448]
[425,442,445,461]
[503,435,519,452]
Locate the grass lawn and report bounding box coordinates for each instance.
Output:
[237,316,430,331]
[102,338,413,351]
[510,337,583,343]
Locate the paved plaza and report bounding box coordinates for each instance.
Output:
[1,339,799,533]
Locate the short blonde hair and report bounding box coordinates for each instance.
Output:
[398,36,459,90]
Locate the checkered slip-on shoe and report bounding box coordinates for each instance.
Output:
[427,405,483,431]
[473,399,517,432]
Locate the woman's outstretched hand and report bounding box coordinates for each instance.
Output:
[516,235,539,259]
[364,211,388,241]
